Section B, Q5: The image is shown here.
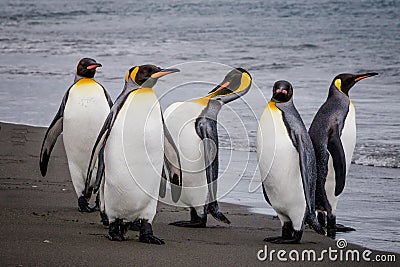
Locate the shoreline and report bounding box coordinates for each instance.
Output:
[0,121,398,266]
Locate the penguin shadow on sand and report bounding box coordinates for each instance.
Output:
[40,58,112,213]
[84,64,182,244]
[160,67,252,228]
[309,72,378,238]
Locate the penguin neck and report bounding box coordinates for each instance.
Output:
[198,99,223,121]
[271,97,294,107]
[328,85,350,104]
[74,75,93,83]
[121,81,140,94]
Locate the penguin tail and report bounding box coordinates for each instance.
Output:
[306,212,325,235]
[206,201,231,224]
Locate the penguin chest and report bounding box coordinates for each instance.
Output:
[340,103,356,169]
[257,103,306,215]
[104,89,163,214]
[63,79,110,166]
[164,102,208,207]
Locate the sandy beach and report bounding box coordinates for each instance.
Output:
[0,122,397,266]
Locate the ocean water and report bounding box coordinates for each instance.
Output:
[0,0,398,253]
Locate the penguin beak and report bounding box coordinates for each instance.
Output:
[151,68,180,79]
[86,63,102,70]
[354,72,378,82]
[208,82,230,94]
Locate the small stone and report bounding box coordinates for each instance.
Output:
[43,240,51,243]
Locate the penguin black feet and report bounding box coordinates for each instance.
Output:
[264,221,303,244]
[108,219,127,241]
[139,220,165,245]
[78,196,94,213]
[206,201,231,224]
[129,220,141,231]
[170,208,207,228]
[335,224,356,233]
[100,211,109,226]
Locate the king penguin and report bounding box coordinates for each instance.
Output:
[85,64,182,243]
[309,72,378,237]
[257,80,325,243]
[39,58,113,212]
[161,68,252,227]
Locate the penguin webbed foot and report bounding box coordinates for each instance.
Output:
[169,220,206,228]
[128,220,141,231]
[206,201,231,224]
[335,223,356,232]
[108,219,126,241]
[100,211,109,226]
[263,236,282,242]
[78,196,95,213]
[264,230,303,244]
[170,208,207,228]
[139,234,165,245]
[139,220,165,245]
[270,237,301,244]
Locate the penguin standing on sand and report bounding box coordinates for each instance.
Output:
[162,68,252,227]
[309,72,378,237]
[257,80,324,243]
[40,58,112,212]
[85,65,182,243]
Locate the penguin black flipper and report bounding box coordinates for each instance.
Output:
[293,133,313,215]
[196,116,231,224]
[161,115,182,202]
[39,90,69,176]
[327,124,346,197]
[92,87,113,197]
[101,84,113,108]
[84,89,132,198]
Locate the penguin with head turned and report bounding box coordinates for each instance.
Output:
[309,72,378,237]
[257,80,325,243]
[40,58,112,212]
[85,64,182,243]
[161,68,252,227]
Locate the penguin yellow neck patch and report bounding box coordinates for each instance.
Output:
[234,73,251,94]
[76,78,96,85]
[126,66,139,85]
[193,97,210,106]
[268,101,279,111]
[334,79,342,92]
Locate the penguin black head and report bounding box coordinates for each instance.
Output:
[76,58,102,78]
[332,72,378,96]
[271,80,293,103]
[125,64,180,88]
[207,67,252,104]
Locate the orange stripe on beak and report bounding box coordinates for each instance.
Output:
[215,81,230,92]
[87,65,100,70]
[354,75,369,82]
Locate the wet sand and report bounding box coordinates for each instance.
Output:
[0,122,397,266]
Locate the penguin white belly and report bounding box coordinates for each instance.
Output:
[63,79,110,197]
[164,102,208,209]
[325,103,356,213]
[257,103,306,230]
[104,89,163,223]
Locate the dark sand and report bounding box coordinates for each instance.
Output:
[0,122,397,266]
